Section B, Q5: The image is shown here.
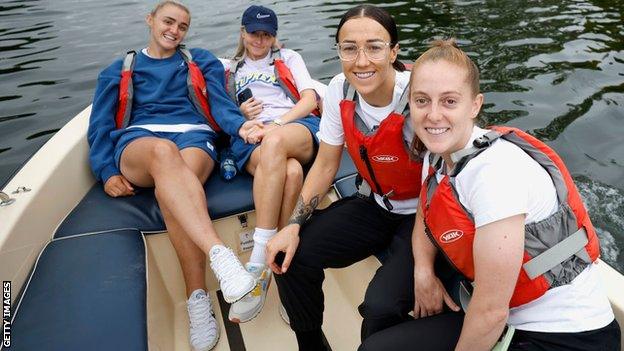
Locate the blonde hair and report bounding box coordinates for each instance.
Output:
[412,38,480,95]
[231,27,280,60]
[150,1,190,19]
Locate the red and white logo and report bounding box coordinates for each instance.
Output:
[440,230,464,243]
[372,155,399,163]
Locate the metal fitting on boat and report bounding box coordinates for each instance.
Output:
[12,186,31,194]
[0,191,16,206]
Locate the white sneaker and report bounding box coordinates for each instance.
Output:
[228,263,272,323]
[187,289,219,351]
[209,245,256,303]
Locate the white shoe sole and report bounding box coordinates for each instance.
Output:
[222,277,258,304]
[228,278,271,324]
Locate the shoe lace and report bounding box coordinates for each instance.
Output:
[188,296,218,342]
[211,248,245,291]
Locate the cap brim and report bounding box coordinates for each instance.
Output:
[244,23,276,37]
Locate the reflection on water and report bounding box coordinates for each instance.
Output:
[0,0,622,272]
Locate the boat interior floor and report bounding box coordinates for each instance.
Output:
[147,230,381,351]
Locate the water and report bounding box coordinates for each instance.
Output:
[0,0,622,272]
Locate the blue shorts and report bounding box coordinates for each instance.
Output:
[113,128,218,169]
[230,115,320,171]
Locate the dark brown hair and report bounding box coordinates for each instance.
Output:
[335,5,406,71]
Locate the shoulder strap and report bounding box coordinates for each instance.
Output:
[393,82,410,116]
[272,47,302,105]
[342,80,370,134]
[448,130,502,176]
[115,50,137,129]
[227,58,244,103]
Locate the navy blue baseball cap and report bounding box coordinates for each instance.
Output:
[241,5,278,36]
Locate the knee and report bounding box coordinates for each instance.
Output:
[359,291,401,320]
[149,140,180,168]
[260,133,287,156]
[285,159,304,186]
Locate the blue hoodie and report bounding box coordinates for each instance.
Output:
[87,48,246,183]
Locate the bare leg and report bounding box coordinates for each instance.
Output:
[120,138,223,255]
[157,147,214,296]
[278,158,304,229]
[245,124,315,230]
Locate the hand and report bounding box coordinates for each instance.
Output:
[413,269,460,318]
[239,97,263,120]
[104,175,135,197]
[250,123,279,141]
[239,120,264,144]
[266,224,300,274]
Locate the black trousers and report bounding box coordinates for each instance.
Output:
[273,195,417,348]
[358,317,620,351]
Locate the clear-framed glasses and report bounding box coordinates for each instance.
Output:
[336,41,391,61]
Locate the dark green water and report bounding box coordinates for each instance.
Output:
[0,0,622,272]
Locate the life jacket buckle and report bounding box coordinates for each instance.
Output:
[473,135,493,148]
[381,190,395,211]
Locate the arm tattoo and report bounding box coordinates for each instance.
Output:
[288,194,320,226]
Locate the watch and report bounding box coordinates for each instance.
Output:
[272,118,284,126]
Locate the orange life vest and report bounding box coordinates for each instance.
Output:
[115,47,221,132]
[341,81,422,210]
[225,48,320,116]
[421,126,600,307]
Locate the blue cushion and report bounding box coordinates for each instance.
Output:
[11,229,147,351]
[55,151,357,238]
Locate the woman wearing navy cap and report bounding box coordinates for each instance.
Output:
[221,5,321,324]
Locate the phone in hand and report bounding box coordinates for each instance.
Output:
[237,88,253,105]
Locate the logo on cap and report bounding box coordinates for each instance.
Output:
[257,13,270,19]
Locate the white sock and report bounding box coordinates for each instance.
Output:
[249,227,277,265]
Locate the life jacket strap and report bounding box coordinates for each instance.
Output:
[450,130,502,164]
[116,50,136,129]
[522,227,591,280]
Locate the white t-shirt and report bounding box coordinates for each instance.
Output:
[422,126,614,332]
[221,48,314,124]
[318,71,417,214]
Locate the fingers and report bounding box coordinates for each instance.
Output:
[281,246,295,274]
[443,289,461,312]
[241,98,263,119]
[266,243,282,275]
[120,176,134,192]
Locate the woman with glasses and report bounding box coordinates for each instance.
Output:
[220,5,320,324]
[265,5,431,350]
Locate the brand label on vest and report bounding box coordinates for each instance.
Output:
[440,230,463,243]
[372,155,399,163]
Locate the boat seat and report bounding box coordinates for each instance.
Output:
[55,151,357,238]
[10,229,147,351]
[333,173,358,199]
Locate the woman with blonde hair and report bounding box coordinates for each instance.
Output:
[220,5,321,324]
[87,1,260,350]
[359,39,620,351]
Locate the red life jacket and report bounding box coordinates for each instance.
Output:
[420,126,600,307]
[114,47,221,132]
[225,48,320,116]
[340,81,423,210]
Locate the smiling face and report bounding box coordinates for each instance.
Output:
[410,60,483,165]
[337,17,398,107]
[146,4,190,58]
[241,29,275,60]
